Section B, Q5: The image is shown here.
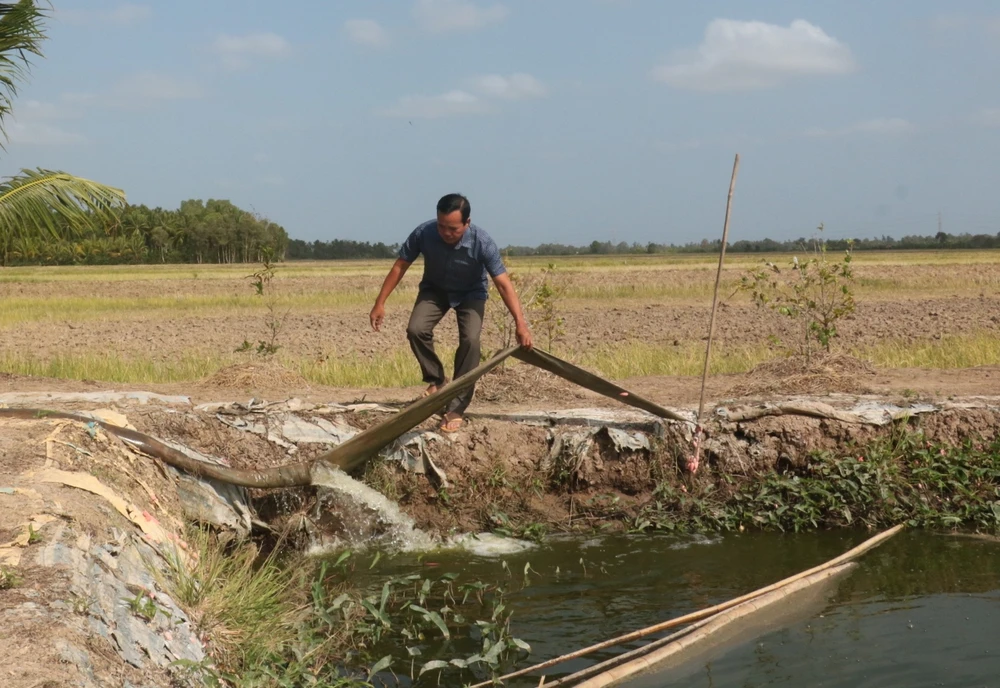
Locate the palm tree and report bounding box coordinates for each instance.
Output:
[0,1,126,265]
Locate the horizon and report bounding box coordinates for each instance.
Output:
[6,1,999,248]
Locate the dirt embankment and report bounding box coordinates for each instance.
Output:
[0,414,206,688]
[5,380,1000,686]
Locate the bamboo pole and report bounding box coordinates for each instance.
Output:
[697,153,741,426]
[689,153,740,473]
[567,563,856,688]
[468,523,903,688]
[542,615,719,688]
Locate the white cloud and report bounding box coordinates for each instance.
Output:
[60,92,97,106]
[7,96,91,146]
[213,32,291,69]
[378,90,490,118]
[653,19,857,91]
[469,73,547,100]
[57,3,151,27]
[413,0,508,33]
[112,71,204,108]
[803,118,917,138]
[7,121,88,146]
[345,19,391,48]
[17,99,74,120]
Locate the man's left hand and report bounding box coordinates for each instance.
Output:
[516,323,533,349]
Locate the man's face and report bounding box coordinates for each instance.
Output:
[436,210,470,246]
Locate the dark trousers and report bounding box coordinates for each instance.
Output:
[406,289,485,415]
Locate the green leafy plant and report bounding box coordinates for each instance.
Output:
[0,565,21,589]
[634,430,1000,535]
[0,3,127,267]
[529,262,567,351]
[738,224,856,358]
[486,256,567,356]
[125,590,161,622]
[236,249,289,357]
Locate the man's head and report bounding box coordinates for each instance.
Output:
[436,193,471,245]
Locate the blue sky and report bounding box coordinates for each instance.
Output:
[6,0,1000,246]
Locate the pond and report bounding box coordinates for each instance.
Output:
[346,529,1000,687]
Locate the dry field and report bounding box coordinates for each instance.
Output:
[1,250,1000,406]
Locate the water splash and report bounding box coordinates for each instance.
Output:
[442,532,537,557]
[309,462,437,552]
[306,462,538,557]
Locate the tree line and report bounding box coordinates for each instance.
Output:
[7,213,1000,266]
[290,230,1000,261]
[4,199,288,266]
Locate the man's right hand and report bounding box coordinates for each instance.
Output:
[370,303,385,331]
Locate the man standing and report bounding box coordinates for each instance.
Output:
[370,193,533,433]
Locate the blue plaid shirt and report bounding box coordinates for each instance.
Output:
[399,220,507,307]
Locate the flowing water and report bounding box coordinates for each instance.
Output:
[342,529,1000,687]
[308,463,437,552]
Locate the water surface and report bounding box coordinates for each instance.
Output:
[349,530,1000,686]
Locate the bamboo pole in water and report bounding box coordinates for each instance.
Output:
[468,524,903,688]
[564,562,856,688]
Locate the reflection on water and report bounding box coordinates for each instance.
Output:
[658,531,1000,688]
[348,530,1000,687]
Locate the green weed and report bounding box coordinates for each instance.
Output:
[635,432,1000,534]
[0,565,21,590]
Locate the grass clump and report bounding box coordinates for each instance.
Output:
[164,529,533,688]
[633,431,1000,535]
[857,332,1000,369]
[580,341,774,378]
[0,565,22,589]
[164,528,303,680]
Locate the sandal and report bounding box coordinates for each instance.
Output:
[438,413,464,433]
[420,379,448,399]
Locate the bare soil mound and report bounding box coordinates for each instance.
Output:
[203,360,309,391]
[474,361,592,405]
[727,353,878,397]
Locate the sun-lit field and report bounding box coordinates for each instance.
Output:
[1,250,999,387]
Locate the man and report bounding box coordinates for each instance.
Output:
[369,193,533,433]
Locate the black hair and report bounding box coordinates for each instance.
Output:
[436,193,471,223]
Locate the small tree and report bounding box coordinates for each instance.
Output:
[738,224,856,359]
[528,262,566,351]
[485,256,567,356]
[236,248,289,357]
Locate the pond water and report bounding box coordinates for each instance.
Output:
[350,529,1000,687]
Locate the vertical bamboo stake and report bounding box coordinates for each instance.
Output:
[691,154,740,472]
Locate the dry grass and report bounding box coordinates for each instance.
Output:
[1,251,999,387]
[579,341,775,379]
[3,251,1000,328]
[0,332,997,389]
[857,332,1000,369]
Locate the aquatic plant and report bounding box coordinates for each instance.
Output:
[634,431,1000,535]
